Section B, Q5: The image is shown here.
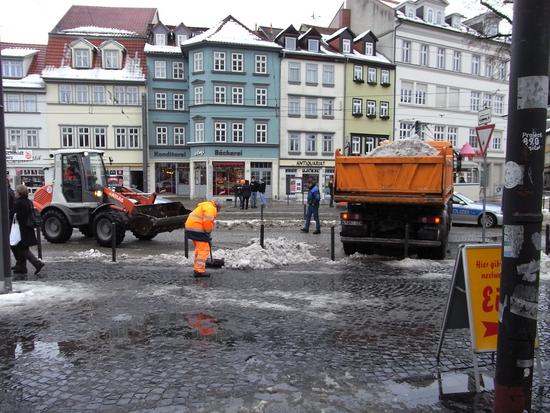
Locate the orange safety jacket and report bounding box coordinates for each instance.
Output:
[184,201,218,242]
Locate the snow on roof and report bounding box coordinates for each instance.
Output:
[62,26,139,37]
[144,43,182,54]
[42,63,145,82]
[324,27,349,42]
[1,48,39,58]
[2,74,45,89]
[353,29,377,42]
[182,16,280,49]
[348,50,392,64]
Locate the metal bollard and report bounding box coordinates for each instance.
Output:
[260,224,265,249]
[36,226,42,260]
[404,223,409,259]
[330,226,335,261]
[111,222,116,262]
[184,235,189,259]
[546,224,550,256]
[261,204,264,221]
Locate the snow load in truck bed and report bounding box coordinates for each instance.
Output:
[367,139,438,157]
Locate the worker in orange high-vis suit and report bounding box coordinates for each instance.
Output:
[184,200,220,277]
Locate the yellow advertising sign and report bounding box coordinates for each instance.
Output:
[463,245,501,352]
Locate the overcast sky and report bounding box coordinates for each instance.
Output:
[0,0,488,45]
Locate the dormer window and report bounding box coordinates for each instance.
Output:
[73,48,91,68]
[155,33,166,45]
[307,39,319,52]
[365,42,374,56]
[427,8,434,23]
[285,36,296,50]
[1,60,23,78]
[103,50,120,69]
[436,11,443,25]
[176,34,188,46]
[406,7,415,18]
[343,39,351,53]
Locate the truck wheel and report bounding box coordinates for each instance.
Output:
[93,211,126,247]
[343,242,358,256]
[479,213,497,228]
[131,229,158,241]
[79,225,93,238]
[41,209,73,243]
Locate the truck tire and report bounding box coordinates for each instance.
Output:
[78,225,93,238]
[93,210,126,247]
[343,242,358,256]
[41,209,73,243]
[131,229,158,241]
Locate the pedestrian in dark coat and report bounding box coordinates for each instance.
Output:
[241,180,251,209]
[258,179,267,207]
[11,184,44,280]
[233,180,242,208]
[328,177,334,207]
[250,178,260,208]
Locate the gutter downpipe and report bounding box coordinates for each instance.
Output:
[392,16,402,141]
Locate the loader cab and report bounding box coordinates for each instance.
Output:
[59,151,107,203]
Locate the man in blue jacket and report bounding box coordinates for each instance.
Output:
[300,178,321,234]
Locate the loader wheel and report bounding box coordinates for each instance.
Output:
[79,225,93,238]
[41,209,73,243]
[93,211,126,247]
[131,229,158,241]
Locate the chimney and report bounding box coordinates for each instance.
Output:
[339,8,351,27]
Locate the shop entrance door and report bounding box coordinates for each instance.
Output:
[251,162,272,199]
[177,163,190,196]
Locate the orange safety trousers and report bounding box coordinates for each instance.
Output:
[193,240,210,273]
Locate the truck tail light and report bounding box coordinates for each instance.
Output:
[341,212,362,220]
[418,216,442,224]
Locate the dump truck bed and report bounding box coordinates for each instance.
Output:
[334,141,454,206]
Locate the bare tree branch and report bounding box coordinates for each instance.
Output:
[480,0,513,24]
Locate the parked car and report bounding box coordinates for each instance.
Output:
[451,192,503,228]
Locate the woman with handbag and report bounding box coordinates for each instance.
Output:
[11,184,44,280]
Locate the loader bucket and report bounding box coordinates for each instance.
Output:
[131,202,192,237]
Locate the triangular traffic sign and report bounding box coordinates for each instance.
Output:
[476,124,495,156]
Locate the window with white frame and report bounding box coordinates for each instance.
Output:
[173,93,185,110]
[232,122,244,143]
[77,127,91,148]
[433,125,445,141]
[193,52,203,72]
[7,129,22,148]
[194,122,204,142]
[471,55,480,75]
[155,60,166,78]
[156,126,168,145]
[61,127,74,147]
[322,98,334,117]
[22,130,38,148]
[399,122,412,139]
[94,127,106,148]
[214,51,226,71]
[351,136,360,154]
[214,86,226,104]
[400,81,413,103]
[155,33,166,45]
[116,128,127,149]
[381,69,390,85]
[485,59,494,78]
[156,93,167,109]
[289,133,300,153]
[415,83,427,105]
[305,97,317,117]
[232,87,244,105]
[322,135,333,153]
[498,61,507,80]
[420,44,429,66]
[322,64,334,85]
[285,36,296,50]
[436,85,447,108]
[256,88,267,106]
[255,54,267,73]
[494,95,504,114]
[367,67,377,83]
[215,122,227,142]
[453,51,461,72]
[483,93,492,109]
[402,40,411,63]
[126,87,139,105]
[75,85,89,104]
[176,34,188,46]
[21,95,37,112]
[2,60,23,77]
[288,96,300,116]
[492,130,502,150]
[306,63,318,84]
[365,41,374,56]
[366,100,376,117]
[288,62,300,82]
[194,86,203,105]
[470,91,481,111]
[59,84,72,104]
[232,53,243,72]
[447,127,457,147]
[173,62,184,79]
[343,39,351,53]
[103,50,120,69]
[436,10,443,24]
[174,127,185,145]
[365,137,376,153]
[128,128,140,148]
[449,88,459,109]
[380,101,389,118]
[354,65,363,81]
[427,8,434,23]
[437,48,445,69]
[92,85,105,104]
[306,134,317,153]
[352,98,362,115]
[469,128,478,148]
[5,94,20,112]
[113,86,125,105]
[307,39,319,52]
[74,48,91,68]
[255,123,267,143]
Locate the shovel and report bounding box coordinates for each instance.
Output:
[206,240,224,268]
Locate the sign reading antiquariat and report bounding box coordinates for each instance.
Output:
[280,159,334,167]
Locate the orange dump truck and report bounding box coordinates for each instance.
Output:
[335,140,454,259]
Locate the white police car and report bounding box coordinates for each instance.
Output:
[451,192,503,228]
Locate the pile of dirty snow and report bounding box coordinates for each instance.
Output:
[367,139,438,157]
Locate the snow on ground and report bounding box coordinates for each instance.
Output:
[0,281,100,311]
[368,139,438,157]
[540,253,550,280]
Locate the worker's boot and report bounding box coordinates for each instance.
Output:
[194,271,211,278]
